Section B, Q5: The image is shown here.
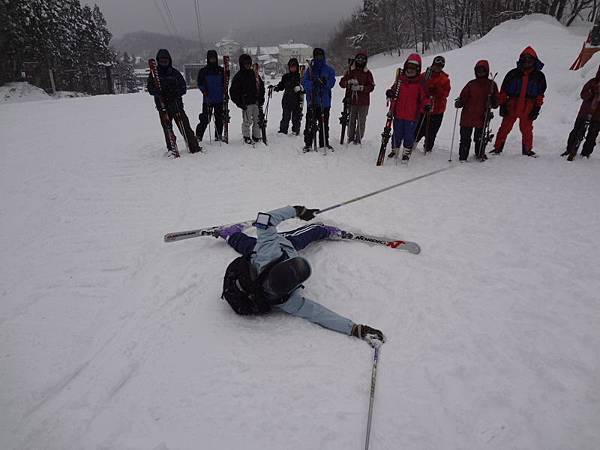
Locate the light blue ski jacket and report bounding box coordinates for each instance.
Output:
[251,206,354,335]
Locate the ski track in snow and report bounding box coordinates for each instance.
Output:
[1,15,600,450]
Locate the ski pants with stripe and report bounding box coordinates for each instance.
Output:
[228,224,330,257]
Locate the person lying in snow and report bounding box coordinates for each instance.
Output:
[216,205,385,341]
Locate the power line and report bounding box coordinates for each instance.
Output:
[193,0,203,47]
[153,0,176,39]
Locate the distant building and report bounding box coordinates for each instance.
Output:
[134,68,150,90]
[278,42,313,67]
[215,39,241,57]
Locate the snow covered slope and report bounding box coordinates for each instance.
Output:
[1,15,599,450]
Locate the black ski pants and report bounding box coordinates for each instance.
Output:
[159,109,200,153]
[416,112,444,152]
[304,105,330,148]
[279,105,302,134]
[459,126,485,160]
[196,102,224,141]
[566,116,600,157]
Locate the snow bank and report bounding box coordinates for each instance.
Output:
[0,82,51,104]
[1,14,599,450]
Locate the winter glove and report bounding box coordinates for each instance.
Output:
[487,111,494,120]
[293,205,319,221]
[347,78,359,86]
[274,85,283,92]
[351,84,364,92]
[294,85,303,93]
[499,104,508,117]
[351,324,385,343]
[528,106,541,121]
[454,98,463,108]
[424,104,432,113]
[385,89,396,99]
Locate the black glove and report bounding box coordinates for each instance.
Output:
[351,324,385,342]
[385,89,396,99]
[293,205,319,221]
[499,104,508,117]
[487,111,494,120]
[529,106,541,121]
[454,98,463,108]
[424,104,432,113]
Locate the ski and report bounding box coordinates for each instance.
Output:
[222,55,231,144]
[149,58,180,158]
[164,221,254,243]
[376,68,402,166]
[336,230,421,254]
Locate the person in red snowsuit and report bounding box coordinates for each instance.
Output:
[385,53,431,161]
[563,65,600,161]
[415,55,451,153]
[491,46,546,157]
[455,60,499,161]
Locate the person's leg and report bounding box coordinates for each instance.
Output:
[582,120,600,157]
[391,118,404,154]
[493,114,518,152]
[159,111,176,152]
[565,117,586,155]
[242,107,252,139]
[458,126,473,161]
[303,106,314,147]
[324,107,331,147]
[281,224,331,250]
[196,103,210,140]
[348,105,358,142]
[473,127,484,158]
[402,119,418,151]
[280,106,292,133]
[227,232,257,256]
[519,113,534,153]
[250,104,261,140]
[175,110,201,153]
[426,113,444,151]
[291,104,302,134]
[357,105,369,142]
[213,103,224,139]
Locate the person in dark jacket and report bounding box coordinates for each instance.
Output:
[302,48,336,151]
[196,50,225,142]
[562,65,600,161]
[455,60,499,161]
[491,46,546,157]
[415,55,451,153]
[229,54,265,144]
[147,48,201,155]
[339,51,375,145]
[274,58,304,135]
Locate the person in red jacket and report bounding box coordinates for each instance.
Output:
[385,53,431,161]
[455,60,499,161]
[562,65,600,161]
[491,46,546,157]
[339,51,375,144]
[415,55,451,153]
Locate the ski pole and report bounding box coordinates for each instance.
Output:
[364,337,382,450]
[318,165,452,215]
[448,106,459,162]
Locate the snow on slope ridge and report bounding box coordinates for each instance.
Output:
[1,14,599,450]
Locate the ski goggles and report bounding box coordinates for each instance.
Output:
[433,56,445,67]
[355,55,367,63]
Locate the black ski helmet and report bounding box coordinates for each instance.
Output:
[433,55,445,67]
[262,256,311,298]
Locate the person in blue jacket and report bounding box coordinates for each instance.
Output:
[195,50,225,142]
[217,205,385,341]
[147,48,201,154]
[302,48,336,151]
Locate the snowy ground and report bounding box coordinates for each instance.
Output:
[1,15,599,450]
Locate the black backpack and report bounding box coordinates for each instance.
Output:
[221,255,285,315]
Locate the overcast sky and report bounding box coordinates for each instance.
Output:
[87,0,361,39]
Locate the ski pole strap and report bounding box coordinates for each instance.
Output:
[317,166,453,215]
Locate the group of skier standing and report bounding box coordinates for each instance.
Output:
[147,44,599,163]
